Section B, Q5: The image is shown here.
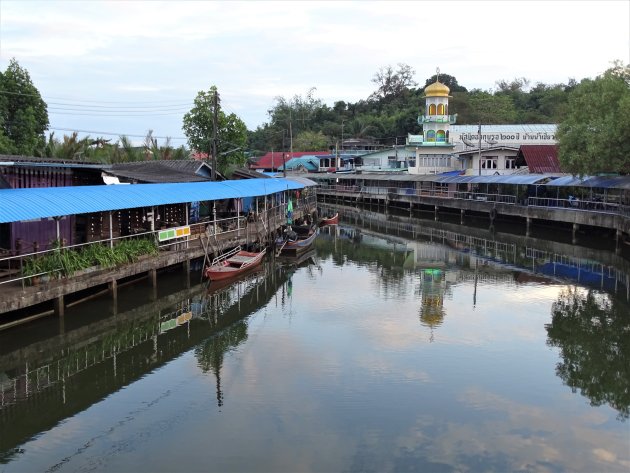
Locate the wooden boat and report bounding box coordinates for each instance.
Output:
[204,246,266,281]
[276,227,319,255]
[319,213,339,226]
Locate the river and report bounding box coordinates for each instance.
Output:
[1,207,629,473]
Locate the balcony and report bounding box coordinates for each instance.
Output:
[418,115,457,125]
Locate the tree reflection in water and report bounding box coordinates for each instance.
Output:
[546,287,630,420]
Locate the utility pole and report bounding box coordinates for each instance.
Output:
[212,89,219,181]
[477,122,482,176]
[286,116,292,178]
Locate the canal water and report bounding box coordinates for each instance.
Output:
[1,207,629,473]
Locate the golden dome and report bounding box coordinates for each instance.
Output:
[424,81,450,97]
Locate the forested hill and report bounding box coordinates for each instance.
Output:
[247,65,579,154]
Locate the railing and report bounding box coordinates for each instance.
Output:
[527,197,625,214]
[0,194,317,288]
[318,184,630,215]
[418,114,458,124]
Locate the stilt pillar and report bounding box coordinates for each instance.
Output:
[54,295,64,317]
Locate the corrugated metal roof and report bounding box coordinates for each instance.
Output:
[517,145,561,173]
[0,178,305,223]
[450,124,557,134]
[540,175,630,189]
[284,176,318,187]
[312,173,555,185]
[106,160,219,183]
[301,172,630,189]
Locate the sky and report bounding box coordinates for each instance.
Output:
[0,0,628,147]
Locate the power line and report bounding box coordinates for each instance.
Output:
[46,103,192,111]
[0,89,193,106]
[49,110,188,117]
[48,126,188,141]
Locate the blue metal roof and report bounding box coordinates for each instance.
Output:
[0,178,305,223]
[540,175,630,189]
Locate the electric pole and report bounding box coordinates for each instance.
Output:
[212,89,219,181]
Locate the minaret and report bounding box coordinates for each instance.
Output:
[409,68,457,174]
[418,68,456,144]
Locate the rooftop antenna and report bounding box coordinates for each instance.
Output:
[461,137,475,148]
[484,138,498,146]
[436,66,440,82]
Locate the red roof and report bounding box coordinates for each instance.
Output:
[518,145,561,173]
[250,151,328,170]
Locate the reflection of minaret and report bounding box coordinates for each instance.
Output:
[473,258,479,308]
[419,268,446,340]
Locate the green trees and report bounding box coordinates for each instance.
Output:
[557,62,630,175]
[546,287,630,420]
[182,86,248,176]
[0,58,49,155]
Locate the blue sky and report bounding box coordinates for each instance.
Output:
[0,0,628,147]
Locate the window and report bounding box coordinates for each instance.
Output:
[426,130,436,142]
[481,157,498,169]
[505,158,516,169]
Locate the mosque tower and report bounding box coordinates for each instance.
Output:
[408,68,458,174]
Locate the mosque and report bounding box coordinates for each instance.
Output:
[357,71,558,175]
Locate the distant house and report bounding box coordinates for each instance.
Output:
[357,146,416,173]
[103,160,224,183]
[455,145,521,175]
[249,151,328,172]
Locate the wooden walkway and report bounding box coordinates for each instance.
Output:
[0,211,306,324]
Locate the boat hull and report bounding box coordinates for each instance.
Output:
[276,229,318,255]
[319,213,339,226]
[204,249,266,281]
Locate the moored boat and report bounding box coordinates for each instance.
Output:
[276,227,319,255]
[204,246,266,281]
[319,213,339,226]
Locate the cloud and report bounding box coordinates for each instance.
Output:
[1,0,627,137]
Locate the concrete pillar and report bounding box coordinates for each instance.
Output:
[572,223,579,244]
[184,259,191,288]
[54,295,64,317]
[109,279,118,314]
[434,205,439,221]
[149,269,157,300]
[460,209,465,224]
[526,217,531,237]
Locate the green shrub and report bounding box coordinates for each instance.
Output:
[21,238,159,279]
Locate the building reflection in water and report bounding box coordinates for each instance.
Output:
[0,258,308,458]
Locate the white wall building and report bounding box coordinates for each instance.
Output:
[354,74,558,175]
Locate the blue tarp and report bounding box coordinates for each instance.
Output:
[0,178,305,223]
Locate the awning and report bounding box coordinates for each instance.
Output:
[0,178,305,223]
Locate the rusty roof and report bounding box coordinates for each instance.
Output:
[517,145,561,173]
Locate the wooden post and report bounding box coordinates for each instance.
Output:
[149,269,157,300]
[54,295,64,317]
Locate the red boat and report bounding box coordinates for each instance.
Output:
[204,246,266,281]
[319,213,339,226]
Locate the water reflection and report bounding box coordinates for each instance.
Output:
[0,258,303,460]
[546,287,630,420]
[1,206,629,472]
[318,204,630,419]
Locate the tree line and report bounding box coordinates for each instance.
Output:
[0,58,628,175]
